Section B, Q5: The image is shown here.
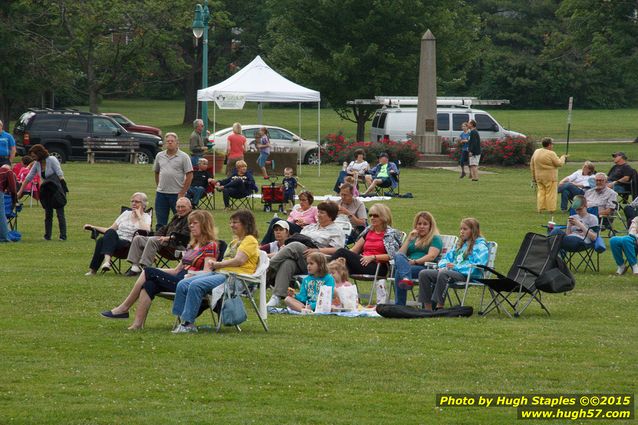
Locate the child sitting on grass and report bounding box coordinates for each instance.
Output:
[342,175,360,197]
[285,252,334,313]
[328,258,355,311]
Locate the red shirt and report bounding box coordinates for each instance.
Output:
[227,133,246,159]
[362,230,386,257]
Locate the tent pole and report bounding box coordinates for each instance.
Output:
[298,102,302,176]
[317,101,320,177]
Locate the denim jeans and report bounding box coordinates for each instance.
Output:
[172,273,227,324]
[610,235,638,266]
[557,183,584,211]
[155,192,178,230]
[393,253,425,305]
[0,194,9,242]
[187,186,206,206]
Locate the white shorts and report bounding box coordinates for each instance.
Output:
[469,154,481,166]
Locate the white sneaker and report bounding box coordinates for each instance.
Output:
[616,265,628,275]
[85,270,96,276]
[130,264,142,273]
[266,295,282,308]
[632,264,638,275]
[171,324,198,334]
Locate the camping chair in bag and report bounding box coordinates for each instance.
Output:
[213,250,270,332]
[91,206,153,274]
[478,233,570,318]
[445,241,498,311]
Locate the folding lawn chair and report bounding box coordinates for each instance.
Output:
[4,193,23,231]
[154,232,197,269]
[213,250,270,332]
[445,240,498,311]
[197,181,216,210]
[478,232,571,318]
[91,206,154,274]
[562,224,603,272]
[228,193,255,210]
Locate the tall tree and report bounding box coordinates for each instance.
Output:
[262,0,479,140]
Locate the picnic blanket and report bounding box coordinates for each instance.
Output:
[267,307,381,318]
[249,194,391,202]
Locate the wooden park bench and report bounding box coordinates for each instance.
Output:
[83,138,140,164]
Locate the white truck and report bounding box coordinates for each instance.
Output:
[366,97,525,142]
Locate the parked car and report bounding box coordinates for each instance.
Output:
[102,113,162,137]
[208,125,321,164]
[370,106,526,142]
[13,109,162,164]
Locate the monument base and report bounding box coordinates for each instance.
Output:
[414,134,441,154]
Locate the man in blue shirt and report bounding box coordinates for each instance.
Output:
[0,120,16,167]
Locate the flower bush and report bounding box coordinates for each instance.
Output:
[441,136,535,166]
[322,131,420,166]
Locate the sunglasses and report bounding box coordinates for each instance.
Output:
[369,213,380,218]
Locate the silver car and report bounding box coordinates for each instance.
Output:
[208,125,321,164]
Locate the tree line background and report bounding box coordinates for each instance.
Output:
[1,0,637,135]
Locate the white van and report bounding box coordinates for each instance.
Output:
[370,106,525,142]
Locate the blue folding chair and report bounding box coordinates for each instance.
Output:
[4,193,23,231]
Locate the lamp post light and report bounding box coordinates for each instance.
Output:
[192,0,210,138]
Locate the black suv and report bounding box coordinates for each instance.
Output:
[13,109,163,164]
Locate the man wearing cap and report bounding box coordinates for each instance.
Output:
[260,220,289,258]
[0,120,16,167]
[362,152,399,196]
[607,152,634,195]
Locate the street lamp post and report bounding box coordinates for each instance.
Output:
[192,0,210,138]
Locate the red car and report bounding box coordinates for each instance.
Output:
[102,113,162,137]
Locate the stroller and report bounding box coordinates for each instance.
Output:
[261,177,285,213]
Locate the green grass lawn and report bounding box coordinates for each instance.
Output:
[84,99,638,143]
[1,159,636,424]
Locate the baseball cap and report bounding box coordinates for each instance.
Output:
[612,152,627,160]
[377,152,389,159]
[273,220,290,231]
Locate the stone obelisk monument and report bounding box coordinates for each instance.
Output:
[414,30,439,153]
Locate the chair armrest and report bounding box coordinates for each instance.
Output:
[168,231,190,247]
[475,264,507,279]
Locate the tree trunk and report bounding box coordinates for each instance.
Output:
[87,40,99,113]
[353,105,375,142]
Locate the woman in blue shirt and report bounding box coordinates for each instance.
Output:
[418,218,489,310]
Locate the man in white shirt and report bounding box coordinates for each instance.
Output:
[585,173,617,216]
[557,161,596,211]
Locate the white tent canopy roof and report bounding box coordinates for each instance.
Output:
[197,55,320,103]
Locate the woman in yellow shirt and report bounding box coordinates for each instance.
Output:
[171,209,259,333]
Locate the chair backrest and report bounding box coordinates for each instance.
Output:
[507,233,561,288]
[439,234,458,258]
[482,241,498,279]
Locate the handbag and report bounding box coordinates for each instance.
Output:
[220,276,247,326]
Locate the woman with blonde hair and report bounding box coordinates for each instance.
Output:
[393,211,443,305]
[330,203,402,277]
[215,160,257,209]
[417,217,489,310]
[557,160,596,212]
[225,122,246,176]
[101,209,219,329]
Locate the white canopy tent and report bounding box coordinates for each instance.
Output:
[197,55,322,175]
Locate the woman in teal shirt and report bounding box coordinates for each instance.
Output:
[393,211,443,305]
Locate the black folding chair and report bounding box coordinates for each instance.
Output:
[478,232,568,318]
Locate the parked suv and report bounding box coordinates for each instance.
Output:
[13,109,163,164]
